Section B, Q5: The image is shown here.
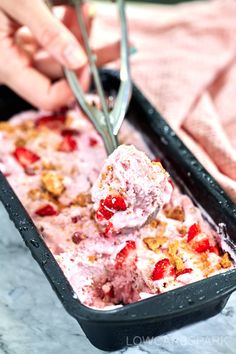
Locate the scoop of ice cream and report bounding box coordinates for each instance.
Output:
[91,145,173,232]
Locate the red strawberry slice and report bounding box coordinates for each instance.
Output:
[89,137,98,147]
[96,199,114,221]
[115,240,136,269]
[151,258,175,281]
[58,135,77,152]
[187,223,201,242]
[104,195,127,211]
[35,114,66,129]
[61,128,80,136]
[209,245,220,256]
[35,204,58,217]
[13,147,40,168]
[193,235,210,253]
[103,222,115,237]
[151,158,161,163]
[176,268,193,277]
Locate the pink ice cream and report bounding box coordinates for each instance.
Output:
[0,106,234,310]
[91,145,172,232]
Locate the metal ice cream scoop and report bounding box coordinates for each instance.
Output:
[49,0,132,155]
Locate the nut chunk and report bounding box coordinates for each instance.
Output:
[91,145,173,231]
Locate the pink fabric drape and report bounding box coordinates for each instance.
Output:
[92,0,236,202]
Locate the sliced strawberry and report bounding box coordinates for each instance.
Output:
[151,158,161,163]
[13,147,40,168]
[115,240,136,269]
[176,268,193,277]
[61,128,80,136]
[35,204,58,217]
[151,258,175,281]
[187,223,201,242]
[192,234,210,253]
[96,199,114,221]
[35,114,66,129]
[58,135,77,152]
[103,222,115,237]
[104,195,127,211]
[209,245,220,256]
[89,137,98,147]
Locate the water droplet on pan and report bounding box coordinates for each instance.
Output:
[160,137,168,145]
[199,296,206,301]
[30,239,39,248]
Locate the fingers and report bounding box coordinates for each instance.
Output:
[7,65,74,111]
[0,0,87,69]
[32,40,122,80]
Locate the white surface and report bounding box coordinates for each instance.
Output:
[0,200,236,354]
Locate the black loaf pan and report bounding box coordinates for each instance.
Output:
[0,70,236,351]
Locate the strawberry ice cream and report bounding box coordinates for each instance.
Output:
[91,145,172,233]
[0,106,234,309]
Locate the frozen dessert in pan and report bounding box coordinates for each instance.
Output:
[0,106,234,309]
[91,144,173,233]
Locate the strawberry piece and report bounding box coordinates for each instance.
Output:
[151,258,175,281]
[115,240,136,269]
[35,204,58,217]
[58,135,77,152]
[151,158,161,163]
[187,223,201,242]
[71,216,81,224]
[72,231,84,244]
[193,236,210,253]
[107,285,114,298]
[104,195,127,211]
[176,268,193,277]
[35,114,66,129]
[89,137,98,147]
[61,128,80,136]
[96,199,114,221]
[209,245,220,256]
[13,147,40,168]
[103,222,115,237]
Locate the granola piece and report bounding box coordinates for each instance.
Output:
[0,122,15,133]
[41,171,65,197]
[15,138,26,147]
[167,240,185,271]
[88,255,97,262]
[148,219,160,228]
[143,236,168,252]
[178,225,187,236]
[73,193,92,207]
[28,188,41,201]
[164,205,185,222]
[220,253,232,269]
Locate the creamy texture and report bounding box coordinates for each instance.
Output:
[0,107,234,309]
[91,145,172,231]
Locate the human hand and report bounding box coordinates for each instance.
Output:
[0,0,120,110]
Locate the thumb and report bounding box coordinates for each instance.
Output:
[0,0,87,69]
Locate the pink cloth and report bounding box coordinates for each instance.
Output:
[93,0,236,202]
